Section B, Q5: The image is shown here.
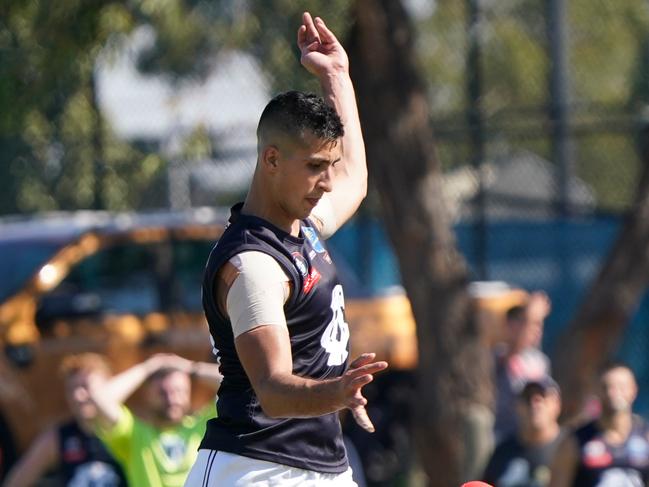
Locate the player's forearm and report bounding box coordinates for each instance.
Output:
[255,373,345,418]
[321,71,367,189]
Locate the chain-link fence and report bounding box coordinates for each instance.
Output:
[4,1,649,484]
[88,1,649,403]
[4,0,646,393]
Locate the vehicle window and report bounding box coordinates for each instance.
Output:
[174,239,215,310]
[0,240,64,302]
[46,243,161,315]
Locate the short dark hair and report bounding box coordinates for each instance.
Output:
[257,91,344,144]
[150,366,188,382]
[506,305,525,322]
[598,360,635,379]
[60,353,112,379]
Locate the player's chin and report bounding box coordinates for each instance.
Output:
[299,205,315,220]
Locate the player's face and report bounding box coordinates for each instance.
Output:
[599,366,637,415]
[148,370,192,424]
[65,370,107,421]
[517,386,560,430]
[274,133,341,221]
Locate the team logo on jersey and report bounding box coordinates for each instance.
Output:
[302,226,333,264]
[583,439,613,468]
[293,251,320,293]
[302,226,325,253]
[160,433,187,468]
[303,267,321,294]
[292,252,309,277]
[69,462,121,487]
[62,436,86,463]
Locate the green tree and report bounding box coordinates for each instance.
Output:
[0,0,355,215]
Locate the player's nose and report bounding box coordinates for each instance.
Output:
[317,166,333,192]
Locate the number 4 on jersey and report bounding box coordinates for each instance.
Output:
[320,285,350,366]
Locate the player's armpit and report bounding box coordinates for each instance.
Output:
[309,194,338,239]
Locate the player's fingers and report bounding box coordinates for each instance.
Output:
[349,352,376,369]
[314,16,338,44]
[304,40,320,52]
[351,405,375,433]
[347,361,388,378]
[349,373,374,389]
[302,12,321,45]
[297,24,307,48]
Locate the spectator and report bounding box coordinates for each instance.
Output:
[4,353,127,487]
[494,292,552,441]
[88,354,221,487]
[549,361,649,487]
[483,377,563,487]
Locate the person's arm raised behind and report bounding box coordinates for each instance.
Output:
[87,353,218,429]
[298,12,367,235]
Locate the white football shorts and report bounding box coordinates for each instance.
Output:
[183,450,357,487]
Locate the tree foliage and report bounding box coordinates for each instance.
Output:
[0,0,355,215]
[3,0,649,215]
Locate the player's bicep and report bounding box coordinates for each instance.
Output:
[235,324,294,390]
[224,252,290,337]
[221,252,294,408]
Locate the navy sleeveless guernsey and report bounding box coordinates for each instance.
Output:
[573,417,649,486]
[200,203,350,473]
[57,420,127,486]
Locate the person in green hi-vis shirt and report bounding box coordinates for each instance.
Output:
[88,353,222,487]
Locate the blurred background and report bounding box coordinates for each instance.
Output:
[3,0,649,486]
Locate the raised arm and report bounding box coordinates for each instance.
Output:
[298,12,367,235]
[3,428,58,487]
[89,354,221,429]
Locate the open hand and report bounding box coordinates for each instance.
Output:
[340,353,388,432]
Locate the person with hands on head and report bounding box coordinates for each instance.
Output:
[184,11,387,487]
[87,353,221,487]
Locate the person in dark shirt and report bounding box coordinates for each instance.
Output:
[484,377,563,487]
[494,292,552,443]
[549,361,649,487]
[184,10,386,487]
[4,353,127,487]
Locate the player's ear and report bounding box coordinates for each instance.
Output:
[261,145,280,172]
